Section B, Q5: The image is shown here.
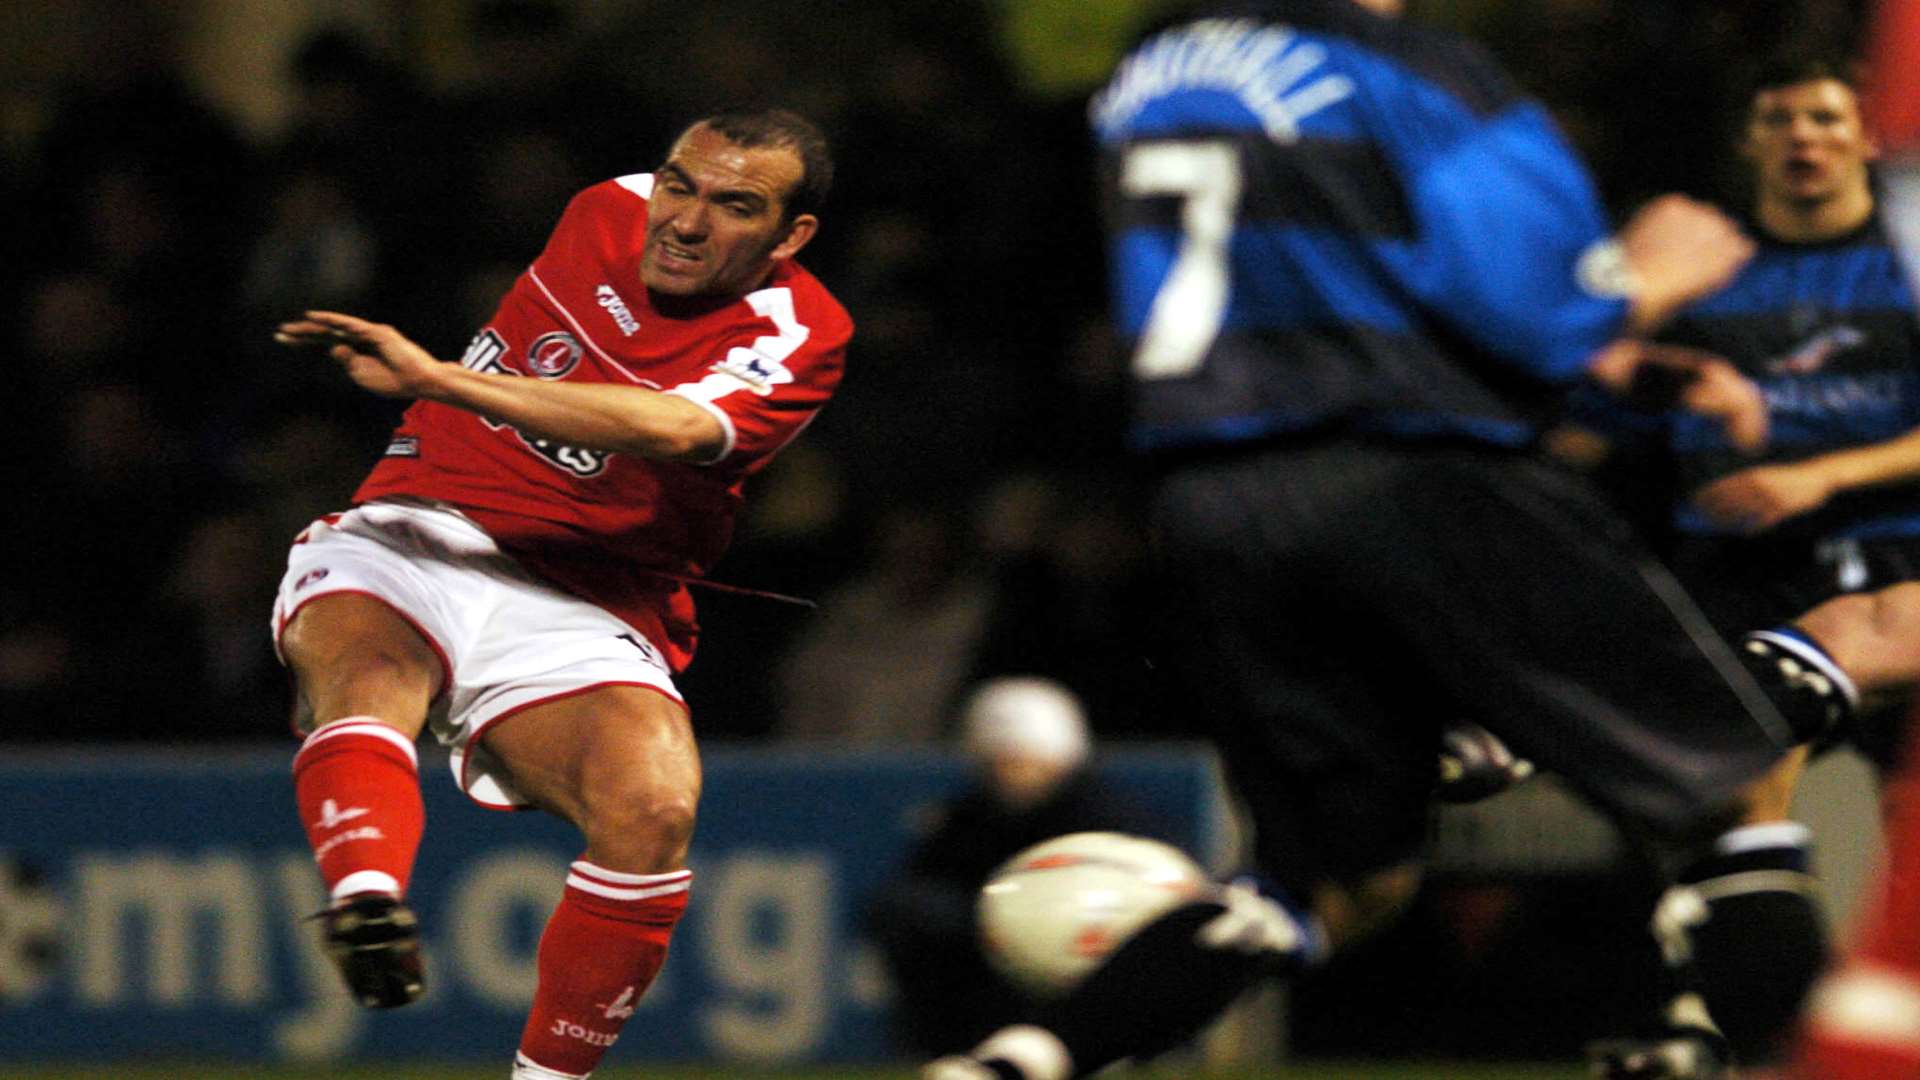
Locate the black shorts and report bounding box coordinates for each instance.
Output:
[1147,439,1793,896]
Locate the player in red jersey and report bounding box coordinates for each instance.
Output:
[270,108,850,1080]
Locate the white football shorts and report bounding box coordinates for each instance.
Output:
[270,497,683,809]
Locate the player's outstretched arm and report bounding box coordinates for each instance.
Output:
[276,310,726,463]
[276,311,444,399]
[1615,194,1756,336]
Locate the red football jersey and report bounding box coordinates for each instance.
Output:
[353,173,852,671]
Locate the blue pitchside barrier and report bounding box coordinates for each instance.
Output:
[0,744,1226,1066]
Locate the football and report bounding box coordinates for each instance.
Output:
[977,831,1210,998]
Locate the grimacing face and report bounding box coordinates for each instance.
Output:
[1744,78,1878,209]
[638,124,818,298]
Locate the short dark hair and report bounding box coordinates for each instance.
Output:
[1750,55,1862,100]
[687,107,834,222]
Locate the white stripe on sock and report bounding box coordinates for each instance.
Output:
[565,873,692,902]
[1690,869,1821,903]
[568,861,692,886]
[1715,821,1812,855]
[299,716,419,767]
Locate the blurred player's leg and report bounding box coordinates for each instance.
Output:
[924,874,1356,1080]
[1600,813,1826,1076]
[1672,818,1826,1066]
[282,593,441,1009]
[484,686,698,1079]
[1594,625,1856,1078]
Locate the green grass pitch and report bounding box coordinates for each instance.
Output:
[0,1062,1588,1079]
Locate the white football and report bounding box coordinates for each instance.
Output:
[978,831,1210,998]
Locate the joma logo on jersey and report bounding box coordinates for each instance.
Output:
[597,285,641,335]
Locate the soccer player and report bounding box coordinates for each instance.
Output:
[1582,57,1920,1077]
[270,108,850,1080]
[921,2,1842,1078]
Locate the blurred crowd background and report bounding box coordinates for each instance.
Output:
[0,0,1879,748]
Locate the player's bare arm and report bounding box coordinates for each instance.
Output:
[1616,194,1757,335]
[276,310,726,463]
[1691,427,1920,534]
[1577,199,1768,454]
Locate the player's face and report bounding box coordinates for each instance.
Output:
[639,124,818,298]
[1743,78,1878,208]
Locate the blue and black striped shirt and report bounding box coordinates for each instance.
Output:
[1659,213,1920,540]
[1095,0,1630,452]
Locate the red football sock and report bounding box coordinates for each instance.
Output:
[515,862,691,1078]
[292,716,425,901]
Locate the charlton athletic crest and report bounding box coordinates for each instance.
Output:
[527,332,583,379]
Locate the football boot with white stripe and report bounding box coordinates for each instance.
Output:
[1436,721,1535,803]
[1586,1026,1732,1079]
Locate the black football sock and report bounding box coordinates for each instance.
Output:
[1035,900,1279,1076]
[1674,823,1827,1066]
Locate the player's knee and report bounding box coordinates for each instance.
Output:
[1869,582,1920,640]
[576,772,699,869]
[1793,592,1872,656]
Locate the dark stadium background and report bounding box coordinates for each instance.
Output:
[0,1,1882,1076]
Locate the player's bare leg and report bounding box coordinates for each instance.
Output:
[283,594,442,738]
[481,685,700,872]
[480,685,701,1079]
[282,593,443,1008]
[1793,582,1920,709]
